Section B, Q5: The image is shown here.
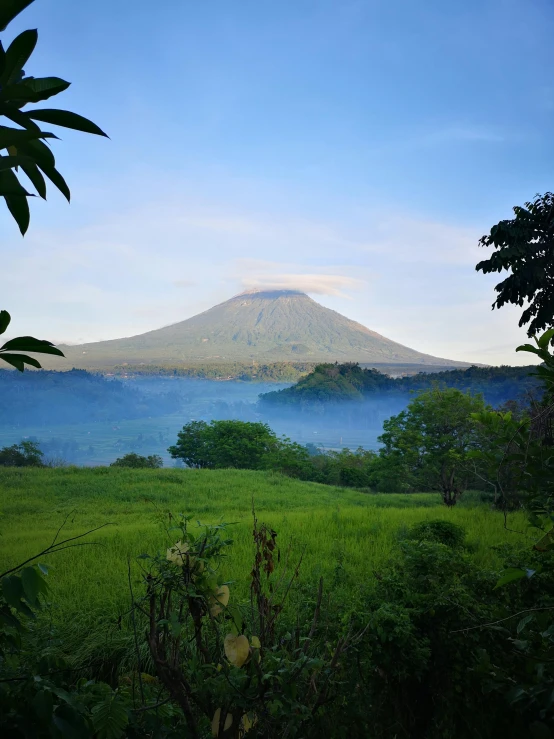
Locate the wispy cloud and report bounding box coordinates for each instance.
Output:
[241,272,363,296]
[1,185,532,363]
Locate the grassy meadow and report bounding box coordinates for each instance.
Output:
[1,467,529,632]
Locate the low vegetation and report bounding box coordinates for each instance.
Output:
[110,453,164,469]
[0,11,552,728]
[0,465,548,737]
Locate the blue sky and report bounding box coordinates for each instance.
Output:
[3,0,553,364]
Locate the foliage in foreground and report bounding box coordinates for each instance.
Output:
[1,0,106,372]
[476,191,554,337]
[0,0,107,235]
[2,512,553,738]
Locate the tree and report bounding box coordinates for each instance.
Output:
[473,328,554,515]
[110,452,163,469]
[0,0,107,371]
[476,192,554,336]
[376,387,487,505]
[169,420,279,470]
[168,420,213,468]
[0,439,43,466]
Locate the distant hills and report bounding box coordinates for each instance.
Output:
[42,289,470,370]
[259,363,540,407]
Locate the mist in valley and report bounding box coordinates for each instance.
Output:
[0,371,411,465]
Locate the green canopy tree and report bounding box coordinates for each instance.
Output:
[476,192,554,337]
[0,0,107,370]
[169,420,280,470]
[375,387,487,506]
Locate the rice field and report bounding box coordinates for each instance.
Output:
[0,467,529,634]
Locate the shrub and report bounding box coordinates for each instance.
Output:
[0,440,44,467]
[110,453,163,469]
[405,519,466,548]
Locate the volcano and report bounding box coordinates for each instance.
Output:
[45,289,466,369]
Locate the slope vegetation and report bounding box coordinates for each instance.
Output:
[41,290,466,369]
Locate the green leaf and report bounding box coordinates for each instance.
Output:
[0,336,64,355]
[0,167,33,195]
[53,704,92,739]
[2,106,41,130]
[0,352,41,370]
[515,344,543,356]
[494,567,526,589]
[33,689,54,722]
[28,109,108,137]
[2,574,24,609]
[0,604,23,630]
[516,613,534,634]
[17,136,56,168]
[4,191,30,234]
[0,154,33,170]
[1,29,38,85]
[21,566,43,606]
[18,76,70,102]
[0,126,56,149]
[91,694,129,739]
[534,529,554,552]
[537,328,554,349]
[0,310,11,335]
[0,0,35,32]
[39,162,70,201]
[38,563,48,575]
[20,159,46,198]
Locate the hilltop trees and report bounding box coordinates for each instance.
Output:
[374,387,487,505]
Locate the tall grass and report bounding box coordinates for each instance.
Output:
[0,467,529,672]
[1,467,528,606]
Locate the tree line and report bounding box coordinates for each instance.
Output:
[259,361,541,407]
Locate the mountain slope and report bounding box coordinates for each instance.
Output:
[44,289,467,369]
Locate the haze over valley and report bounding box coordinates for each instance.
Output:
[0,288,499,464]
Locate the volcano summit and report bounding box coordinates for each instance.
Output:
[47,290,466,369]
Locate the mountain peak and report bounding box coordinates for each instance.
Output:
[233,288,308,299]
[47,290,468,369]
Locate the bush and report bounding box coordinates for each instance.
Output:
[346,538,532,738]
[110,453,163,469]
[405,519,466,548]
[0,440,44,467]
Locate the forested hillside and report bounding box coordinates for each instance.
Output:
[0,369,180,426]
[259,362,541,407]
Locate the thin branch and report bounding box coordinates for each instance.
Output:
[450,606,554,633]
[0,522,113,579]
[49,509,76,548]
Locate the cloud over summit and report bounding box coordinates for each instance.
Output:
[240,272,363,297]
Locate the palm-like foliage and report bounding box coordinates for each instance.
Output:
[0,0,107,371]
[0,0,107,236]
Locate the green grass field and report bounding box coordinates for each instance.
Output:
[0,467,529,629]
